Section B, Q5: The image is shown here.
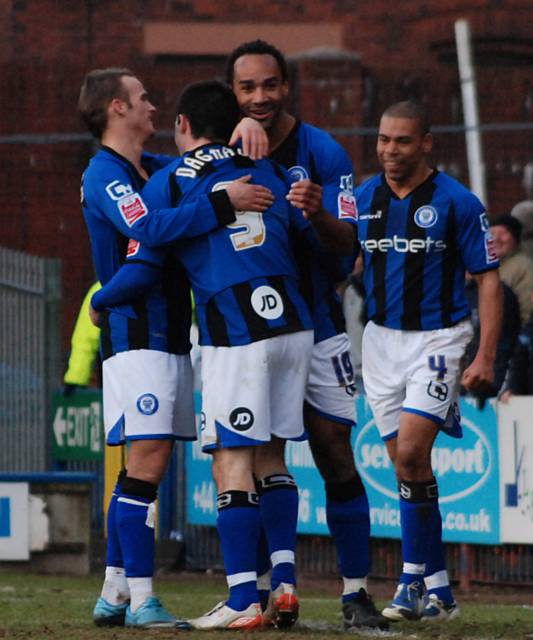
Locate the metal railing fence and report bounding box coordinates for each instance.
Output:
[0,246,62,471]
[184,525,533,588]
[1,121,531,213]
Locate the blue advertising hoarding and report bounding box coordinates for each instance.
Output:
[355,396,499,544]
[0,496,10,537]
[185,394,500,543]
[0,483,29,560]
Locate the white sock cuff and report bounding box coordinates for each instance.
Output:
[127,576,154,612]
[424,569,450,590]
[271,550,295,566]
[127,576,153,589]
[342,576,367,596]
[117,496,149,508]
[227,571,257,588]
[105,566,126,580]
[101,566,130,604]
[403,562,425,575]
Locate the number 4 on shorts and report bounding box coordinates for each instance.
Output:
[428,355,447,380]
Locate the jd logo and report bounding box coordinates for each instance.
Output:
[229,407,254,431]
[427,380,449,401]
[262,295,277,311]
[251,286,284,320]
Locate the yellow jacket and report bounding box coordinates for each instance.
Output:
[63,282,101,386]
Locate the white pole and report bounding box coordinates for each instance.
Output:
[455,19,488,207]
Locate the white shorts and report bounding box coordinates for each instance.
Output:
[305,332,357,426]
[362,320,474,441]
[102,349,196,445]
[200,331,314,451]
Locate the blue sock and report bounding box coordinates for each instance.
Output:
[325,476,370,603]
[398,479,438,589]
[116,476,157,577]
[217,491,260,611]
[258,474,298,590]
[105,474,124,568]
[425,497,454,603]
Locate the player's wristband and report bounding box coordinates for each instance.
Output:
[208,190,237,226]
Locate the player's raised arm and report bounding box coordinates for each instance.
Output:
[225,175,274,212]
[127,190,235,246]
[141,169,273,246]
[286,135,358,255]
[85,171,273,248]
[287,178,356,254]
[229,117,269,159]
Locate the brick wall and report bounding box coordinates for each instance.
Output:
[1,0,531,348]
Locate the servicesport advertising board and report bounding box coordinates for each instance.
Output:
[355,396,500,544]
[186,393,217,525]
[186,394,500,543]
[497,397,533,544]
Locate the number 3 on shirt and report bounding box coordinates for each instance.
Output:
[212,181,266,251]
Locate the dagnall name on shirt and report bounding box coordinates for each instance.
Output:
[176,146,243,179]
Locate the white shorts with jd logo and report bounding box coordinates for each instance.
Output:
[102,349,196,445]
[200,330,314,452]
[362,319,474,441]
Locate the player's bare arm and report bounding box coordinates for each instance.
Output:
[287,178,356,254]
[225,174,274,212]
[229,117,269,159]
[461,269,503,390]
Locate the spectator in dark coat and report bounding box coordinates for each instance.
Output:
[500,308,533,400]
[463,276,520,405]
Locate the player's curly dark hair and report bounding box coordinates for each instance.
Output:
[225,39,288,85]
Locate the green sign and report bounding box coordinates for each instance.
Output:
[51,389,104,461]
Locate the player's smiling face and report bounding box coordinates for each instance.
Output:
[121,75,157,140]
[377,115,432,187]
[232,54,288,131]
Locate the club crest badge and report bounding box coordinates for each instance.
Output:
[136,393,159,415]
[414,205,438,228]
[288,166,309,182]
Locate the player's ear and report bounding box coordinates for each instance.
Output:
[422,132,433,154]
[109,97,128,118]
[281,80,289,100]
[176,113,189,133]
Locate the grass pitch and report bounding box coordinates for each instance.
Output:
[1,571,532,639]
